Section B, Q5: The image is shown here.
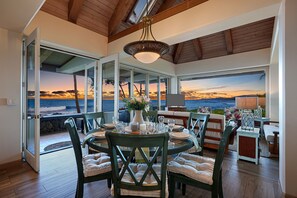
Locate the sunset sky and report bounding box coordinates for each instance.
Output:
[180,72,265,99]
[36,71,265,100]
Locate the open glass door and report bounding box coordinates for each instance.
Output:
[98,54,119,120]
[24,29,40,172]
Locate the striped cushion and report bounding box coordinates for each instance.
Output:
[167,152,214,185]
[111,163,168,197]
[83,153,113,177]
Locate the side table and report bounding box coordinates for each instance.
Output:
[237,127,260,164]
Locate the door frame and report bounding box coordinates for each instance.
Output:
[98,54,119,118]
[23,28,41,172]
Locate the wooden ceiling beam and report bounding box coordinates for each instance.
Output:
[224,30,233,54]
[109,0,208,42]
[109,0,137,36]
[68,0,85,23]
[173,43,184,64]
[192,38,203,60]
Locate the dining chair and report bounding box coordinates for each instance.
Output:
[106,131,169,198]
[83,112,105,135]
[142,110,158,122]
[167,125,233,198]
[65,117,112,198]
[186,112,210,156]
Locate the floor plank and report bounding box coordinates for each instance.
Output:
[0,148,283,198]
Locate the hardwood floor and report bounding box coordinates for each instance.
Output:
[0,148,283,198]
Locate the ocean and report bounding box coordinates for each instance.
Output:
[28,98,235,116]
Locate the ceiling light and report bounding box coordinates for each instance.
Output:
[124,15,169,64]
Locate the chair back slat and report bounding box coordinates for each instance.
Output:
[187,113,210,155]
[83,112,105,134]
[106,132,169,196]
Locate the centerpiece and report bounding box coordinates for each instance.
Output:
[123,95,150,125]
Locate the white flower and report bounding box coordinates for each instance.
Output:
[135,96,142,103]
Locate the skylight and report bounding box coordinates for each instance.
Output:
[127,0,157,24]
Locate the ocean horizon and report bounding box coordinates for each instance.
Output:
[28,98,236,116]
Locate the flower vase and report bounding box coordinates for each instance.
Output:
[132,110,144,125]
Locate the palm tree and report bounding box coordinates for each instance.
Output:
[73,74,81,113]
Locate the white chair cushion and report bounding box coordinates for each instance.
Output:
[167,152,215,185]
[82,153,112,177]
[111,163,168,197]
[264,124,279,143]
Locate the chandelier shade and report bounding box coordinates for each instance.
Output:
[123,10,169,64]
[124,40,169,64]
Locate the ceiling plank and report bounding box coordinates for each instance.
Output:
[224,29,233,54]
[109,0,137,36]
[109,0,208,42]
[68,0,85,23]
[192,38,203,60]
[173,43,184,64]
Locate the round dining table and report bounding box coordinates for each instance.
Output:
[86,132,195,156]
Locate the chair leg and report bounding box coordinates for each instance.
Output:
[76,181,84,198]
[169,174,176,198]
[107,178,111,188]
[211,188,218,198]
[182,183,186,195]
[219,171,224,198]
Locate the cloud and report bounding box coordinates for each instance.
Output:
[52,91,67,96]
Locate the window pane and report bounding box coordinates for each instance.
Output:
[87,67,95,112]
[119,68,131,109]
[134,72,146,96]
[160,78,168,110]
[102,61,115,112]
[149,75,158,110]
[180,72,266,114]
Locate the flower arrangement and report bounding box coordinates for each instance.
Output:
[225,107,241,121]
[123,95,150,112]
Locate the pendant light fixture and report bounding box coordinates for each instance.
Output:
[123,1,169,64]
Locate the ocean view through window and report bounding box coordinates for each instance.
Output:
[180,72,266,113]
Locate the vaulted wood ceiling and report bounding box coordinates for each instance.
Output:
[41,0,275,65]
[163,17,275,64]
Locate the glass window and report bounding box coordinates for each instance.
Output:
[102,61,115,112]
[86,67,95,112]
[39,71,85,115]
[180,72,266,114]
[119,68,131,109]
[149,75,158,110]
[133,71,146,96]
[160,78,168,110]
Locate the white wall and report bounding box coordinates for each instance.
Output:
[269,62,279,121]
[279,0,297,196]
[24,11,108,58]
[0,27,22,164]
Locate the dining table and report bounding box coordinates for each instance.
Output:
[85,126,196,156]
